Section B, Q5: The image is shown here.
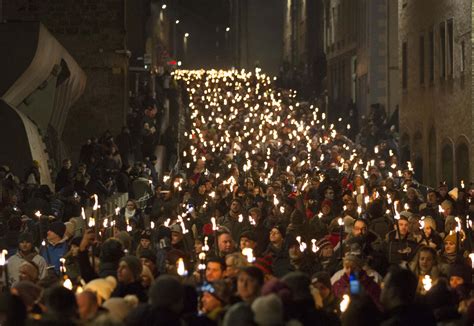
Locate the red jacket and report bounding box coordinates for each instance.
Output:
[332,270,382,310]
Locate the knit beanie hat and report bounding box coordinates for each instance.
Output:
[254,255,273,275]
[170,223,183,235]
[120,255,142,280]
[140,229,152,241]
[209,280,231,305]
[223,302,255,326]
[138,248,156,263]
[315,237,333,251]
[271,224,286,239]
[102,297,135,322]
[449,264,471,285]
[84,276,117,303]
[311,271,332,290]
[444,233,457,245]
[18,232,34,244]
[251,294,284,326]
[48,221,66,239]
[239,230,257,242]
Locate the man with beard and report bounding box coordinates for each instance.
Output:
[218,198,251,243]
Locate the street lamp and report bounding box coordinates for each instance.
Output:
[162,4,167,9]
[184,33,190,38]
[176,19,180,24]
[226,27,230,32]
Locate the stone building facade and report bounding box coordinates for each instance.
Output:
[398,0,472,187]
[323,0,399,122]
[282,0,326,97]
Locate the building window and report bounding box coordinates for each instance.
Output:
[419,35,425,85]
[429,29,434,82]
[402,41,408,89]
[461,40,465,73]
[439,22,446,79]
[447,19,454,78]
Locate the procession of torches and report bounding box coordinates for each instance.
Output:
[2,67,471,296]
[169,67,474,293]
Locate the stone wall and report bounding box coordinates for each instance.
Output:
[399,0,472,187]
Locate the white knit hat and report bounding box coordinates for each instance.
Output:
[251,294,284,326]
[84,276,117,304]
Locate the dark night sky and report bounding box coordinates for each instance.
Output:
[174,0,232,68]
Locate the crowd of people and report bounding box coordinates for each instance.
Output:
[0,67,473,326]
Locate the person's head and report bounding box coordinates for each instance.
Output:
[443,233,457,254]
[343,254,363,276]
[311,272,332,299]
[352,219,368,237]
[381,267,418,311]
[44,285,78,319]
[397,216,409,236]
[63,159,72,169]
[117,256,142,284]
[441,200,453,216]
[170,224,183,245]
[139,249,157,275]
[76,290,98,321]
[194,238,203,254]
[427,190,438,204]
[239,231,257,250]
[47,221,66,243]
[206,257,226,282]
[139,230,152,249]
[416,246,436,275]
[0,292,27,325]
[225,253,247,279]
[149,275,184,314]
[249,207,262,224]
[230,199,242,215]
[281,272,312,302]
[11,281,43,312]
[288,240,303,260]
[237,267,264,303]
[448,264,471,289]
[316,238,334,258]
[125,200,137,211]
[18,233,34,255]
[201,280,231,313]
[217,230,235,255]
[324,187,335,200]
[269,225,285,247]
[321,200,332,215]
[18,261,39,283]
[141,264,154,288]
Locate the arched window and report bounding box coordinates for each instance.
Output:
[456,142,469,185]
[441,142,454,188]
